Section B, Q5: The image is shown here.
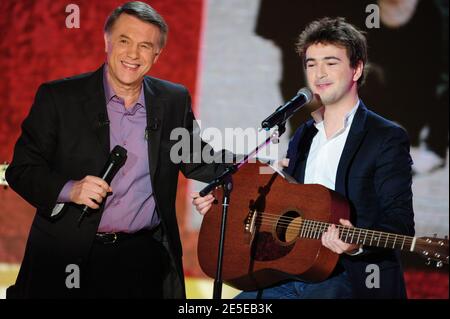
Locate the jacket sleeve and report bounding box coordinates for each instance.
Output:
[372,126,415,237]
[178,91,234,183]
[352,126,415,258]
[6,83,68,214]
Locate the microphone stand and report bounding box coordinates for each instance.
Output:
[200,123,286,299]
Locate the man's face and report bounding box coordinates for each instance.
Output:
[104,13,162,87]
[305,43,362,106]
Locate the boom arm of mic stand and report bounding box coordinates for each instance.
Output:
[199,164,237,197]
[199,122,287,198]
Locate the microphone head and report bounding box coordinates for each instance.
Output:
[110,145,128,164]
[297,87,313,103]
[111,145,127,157]
[261,87,313,130]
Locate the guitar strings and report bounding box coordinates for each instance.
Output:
[251,218,449,262]
[258,211,404,240]
[248,211,414,246]
[253,219,414,247]
[257,221,411,245]
[258,213,412,244]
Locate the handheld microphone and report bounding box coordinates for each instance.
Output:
[261,87,313,130]
[78,145,127,225]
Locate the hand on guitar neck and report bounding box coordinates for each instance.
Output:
[322,219,362,255]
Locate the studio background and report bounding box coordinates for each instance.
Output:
[0,0,448,298]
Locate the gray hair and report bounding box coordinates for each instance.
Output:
[104,1,168,49]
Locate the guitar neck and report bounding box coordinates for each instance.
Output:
[300,219,415,252]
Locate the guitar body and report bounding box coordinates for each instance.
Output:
[198,162,350,291]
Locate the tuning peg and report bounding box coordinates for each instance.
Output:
[436,261,443,268]
[425,258,431,266]
[422,251,429,256]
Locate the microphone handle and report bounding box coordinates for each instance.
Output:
[77,161,116,225]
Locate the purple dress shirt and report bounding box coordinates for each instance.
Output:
[58,67,159,233]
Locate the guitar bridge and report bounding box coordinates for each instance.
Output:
[244,209,258,245]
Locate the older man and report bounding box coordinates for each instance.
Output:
[6,1,225,298]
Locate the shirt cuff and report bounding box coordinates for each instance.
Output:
[57,180,75,203]
[345,246,364,256]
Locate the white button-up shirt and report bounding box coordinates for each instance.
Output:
[304,100,363,256]
[304,100,359,190]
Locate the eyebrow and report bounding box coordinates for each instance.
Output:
[305,56,342,63]
[119,34,154,46]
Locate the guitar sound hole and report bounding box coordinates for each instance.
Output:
[275,210,301,244]
[251,210,300,261]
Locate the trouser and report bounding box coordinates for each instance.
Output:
[84,227,167,298]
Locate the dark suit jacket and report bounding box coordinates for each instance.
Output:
[6,65,226,298]
[285,101,415,298]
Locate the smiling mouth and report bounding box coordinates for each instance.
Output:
[121,61,140,70]
[316,83,332,89]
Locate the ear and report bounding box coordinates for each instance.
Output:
[352,60,364,83]
[152,49,163,64]
[103,33,109,53]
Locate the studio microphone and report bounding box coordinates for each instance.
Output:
[261,87,313,130]
[78,145,128,225]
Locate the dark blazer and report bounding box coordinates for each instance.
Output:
[6,65,226,298]
[285,101,415,298]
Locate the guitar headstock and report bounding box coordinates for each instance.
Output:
[0,163,9,187]
[415,235,449,268]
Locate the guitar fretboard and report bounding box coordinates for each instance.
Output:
[299,219,415,251]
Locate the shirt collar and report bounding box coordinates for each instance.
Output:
[311,99,360,129]
[102,64,145,113]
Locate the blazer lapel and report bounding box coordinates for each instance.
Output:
[335,102,369,196]
[81,66,110,158]
[292,121,318,184]
[143,77,165,181]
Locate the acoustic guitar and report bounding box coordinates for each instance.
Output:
[198,161,448,291]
